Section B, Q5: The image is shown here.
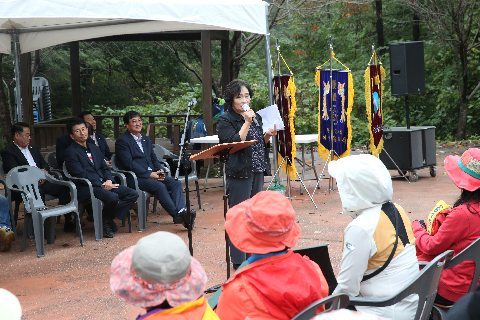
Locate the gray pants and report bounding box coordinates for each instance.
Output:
[226,172,264,264]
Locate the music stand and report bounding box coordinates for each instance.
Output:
[190,140,257,279]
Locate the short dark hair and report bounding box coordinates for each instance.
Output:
[77,111,93,119]
[66,117,87,135]
[123,111,141,124]
[11,122,29,136]
[223,79,254,110]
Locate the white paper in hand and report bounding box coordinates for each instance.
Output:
[256,104,285,133]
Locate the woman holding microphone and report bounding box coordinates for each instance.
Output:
[217,79,277,269]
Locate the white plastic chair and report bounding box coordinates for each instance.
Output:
[111,154,148,231]
[6,165,84,257]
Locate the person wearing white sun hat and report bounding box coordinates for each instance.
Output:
[328,154,418,320]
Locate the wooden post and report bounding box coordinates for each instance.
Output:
[114,117,120,139]
[96,118,103,135]
[20,52,33,127]
[221,37,230,92]
[70,42,81,116]
[201,31,213,136]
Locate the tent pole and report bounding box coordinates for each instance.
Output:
[264,5,278,176]
[13,32,22,121]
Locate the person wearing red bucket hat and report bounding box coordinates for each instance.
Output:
[413,148,480,307]
[110,231,219,320]
[215,191,329,320]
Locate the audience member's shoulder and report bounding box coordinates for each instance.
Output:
[116,131,130,142]
[65,142,78,152]
[1,143,14,154]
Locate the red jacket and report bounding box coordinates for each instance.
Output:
[215,251,329,320]
[413,202,480,302]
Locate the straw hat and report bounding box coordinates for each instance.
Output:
[225,190,301,254]
[110,231,206,308]
[444,148,480,192]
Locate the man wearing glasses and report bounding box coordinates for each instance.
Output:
[1,122,74,232]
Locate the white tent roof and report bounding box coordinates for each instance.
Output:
[0,0,268,54]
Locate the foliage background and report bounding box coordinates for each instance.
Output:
[1,0,479,149]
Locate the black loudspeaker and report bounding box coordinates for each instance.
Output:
[379,127,423,170]
[389,41,426,96]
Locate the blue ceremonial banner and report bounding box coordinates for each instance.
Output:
[317,70,353,160]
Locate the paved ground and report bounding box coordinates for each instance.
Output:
[0,143,476,319]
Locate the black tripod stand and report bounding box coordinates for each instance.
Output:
[175,98,197,256]
[190,140,257,280]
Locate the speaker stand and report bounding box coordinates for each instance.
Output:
[382,147,410,183]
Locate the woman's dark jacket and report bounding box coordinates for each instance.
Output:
[217,106,271,178]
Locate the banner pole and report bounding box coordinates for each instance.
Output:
[328,37,335,191]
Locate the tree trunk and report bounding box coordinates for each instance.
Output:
[0,54,13,143]
[375,0,386,56]
[413,13,420,41]
[456,44,470,140]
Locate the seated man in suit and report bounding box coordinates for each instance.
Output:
[2,122,75,232]
[78,111,113,168]
[56,111,111,168]
[64,117,138,238]
[115,111,194,228]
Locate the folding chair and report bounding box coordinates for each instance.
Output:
[44,151,64,179]
[152,144,201,210]
[111,154,148,231]
[152,144,171,177]
[291,294,350,320]
[349,250,454,320]
[431,237,480,320]
[62,162,132,239]
[6,165,84,257]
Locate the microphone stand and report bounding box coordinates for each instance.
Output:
[176,98,197,256]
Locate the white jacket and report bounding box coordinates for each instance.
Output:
[329,155,419,320]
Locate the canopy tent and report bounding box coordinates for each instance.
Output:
[0,0,273,123]
[0,0,268,54]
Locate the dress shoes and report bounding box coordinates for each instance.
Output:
[102,221,115,238]
[106,219,118,233]
[181,209,196,230]
[173,216,183,224]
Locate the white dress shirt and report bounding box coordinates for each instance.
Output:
[14,143,38,167]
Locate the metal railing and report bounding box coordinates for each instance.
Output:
[32,114,199,150]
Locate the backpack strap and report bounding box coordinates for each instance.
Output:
[362,202,401,282]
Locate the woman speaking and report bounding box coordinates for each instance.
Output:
[217,79,277,269]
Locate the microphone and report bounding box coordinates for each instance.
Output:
[242,104,260,126]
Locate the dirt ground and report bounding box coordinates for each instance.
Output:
[0,143,477,319]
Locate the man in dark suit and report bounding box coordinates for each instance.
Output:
[56,111,112,168]
[78,111,112,167]
[1,122,75,232]
[115,111,194,228]
[64,117,138,238]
